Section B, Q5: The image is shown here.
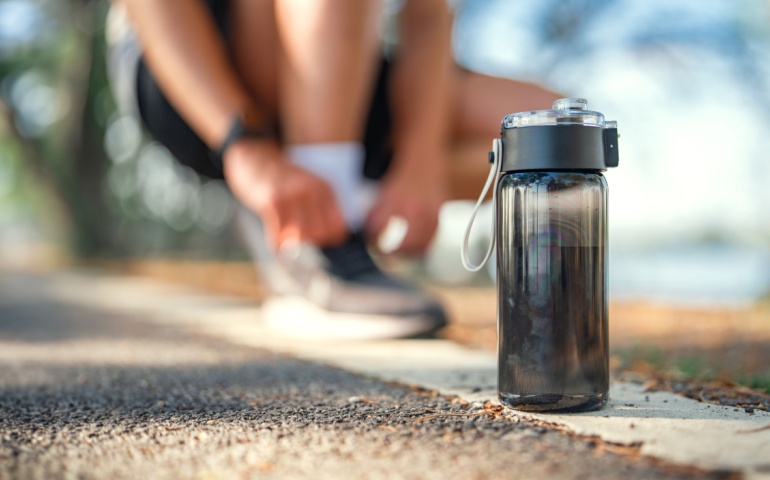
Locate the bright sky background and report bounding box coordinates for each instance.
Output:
[454,0,770,247]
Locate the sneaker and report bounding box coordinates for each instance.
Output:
[235,207,448,341]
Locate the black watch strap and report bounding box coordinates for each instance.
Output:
[214,114,276,163]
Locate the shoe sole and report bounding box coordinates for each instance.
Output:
[260,295,446,341]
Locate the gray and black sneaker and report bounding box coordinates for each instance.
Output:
[236,208,448,341]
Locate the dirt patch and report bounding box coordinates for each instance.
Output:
[619,372,770,414]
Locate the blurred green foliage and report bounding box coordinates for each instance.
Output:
[1,0,110,255]
[0,0,240,259]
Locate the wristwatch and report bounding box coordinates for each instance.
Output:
[214,110,276,160]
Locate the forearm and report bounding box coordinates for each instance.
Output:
[389,0,453,175]
[118,0,256,147]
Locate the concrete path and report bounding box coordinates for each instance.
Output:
[1,269,766,479]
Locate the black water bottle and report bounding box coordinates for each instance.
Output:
[463,98,619,412]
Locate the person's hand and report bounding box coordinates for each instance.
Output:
[366,159,447,255]
[223,139,348,248]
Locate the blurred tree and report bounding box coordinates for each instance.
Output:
[0,0,114,256]
[0,0,239,259]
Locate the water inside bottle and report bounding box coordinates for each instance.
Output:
[498,245,608,412]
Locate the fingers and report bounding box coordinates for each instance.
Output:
[222,141,348,247]
[310,187,348,246]
[393,205,438,255]
[272,176,348,248]
[367,200,439,256]
[303,179,347,246]
[396,212,437,255]
[274,209,344,248]
[365,201,391,241]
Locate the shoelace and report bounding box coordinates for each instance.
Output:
[321,233,381,281]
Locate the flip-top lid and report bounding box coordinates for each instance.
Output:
[503,98,609,129]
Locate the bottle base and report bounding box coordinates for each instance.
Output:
[500,392,607,413]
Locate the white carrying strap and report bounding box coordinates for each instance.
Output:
[461,138,503,272]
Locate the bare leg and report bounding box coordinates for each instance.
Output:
[225,0,349,247]
[448,68,563,199]
[229,0,280,117]
[275,0,382,144]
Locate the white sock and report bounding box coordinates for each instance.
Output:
[288,142,377,230]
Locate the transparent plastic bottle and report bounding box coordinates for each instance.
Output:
[497,171,608,412]
[465,98,619,412]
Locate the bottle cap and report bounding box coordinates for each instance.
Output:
[503,98,606,129]
[499,98,619,172]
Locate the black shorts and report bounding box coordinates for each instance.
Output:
[134,0,393,181]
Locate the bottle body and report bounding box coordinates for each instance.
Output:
[497,171,608,412]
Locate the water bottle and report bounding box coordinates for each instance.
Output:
[462,98,619,412]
